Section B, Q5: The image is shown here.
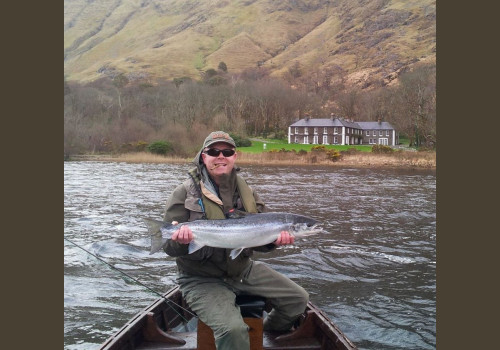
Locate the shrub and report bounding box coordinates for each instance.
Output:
[326,149,342,162]
[147,141,172,155]
[311,145,327,152]
[120,141,148,153]
[297,149,308,156]
[274,130,287,140]
[134,141,149,152]
[229,133,252,147]
[371,144,394,154]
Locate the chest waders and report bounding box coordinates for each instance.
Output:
[187,168,258,219]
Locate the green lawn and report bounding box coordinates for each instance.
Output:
[238,140,373,153]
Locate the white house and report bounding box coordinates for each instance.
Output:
[288,117,398,146]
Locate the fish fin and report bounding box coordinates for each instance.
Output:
[188,240,204,254]
[144,218,169,255]
[230,248,245,260]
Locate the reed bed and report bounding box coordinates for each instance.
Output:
[236,150,436,168]
[70,150,435,169]
[70,153,190,164]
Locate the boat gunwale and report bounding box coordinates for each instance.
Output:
[99,286,357,350]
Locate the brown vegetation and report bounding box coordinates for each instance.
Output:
[64,0,435,89]
[69,150,436,169]
[237,149,436,168]
[64,1,435,160]
[64,62,435,158]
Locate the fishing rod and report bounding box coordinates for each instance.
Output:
[64,236,197,320]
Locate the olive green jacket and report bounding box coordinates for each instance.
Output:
[163,152,276,278]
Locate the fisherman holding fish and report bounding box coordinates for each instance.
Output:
[159,131,311,350]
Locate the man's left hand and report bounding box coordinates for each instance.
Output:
[274,231,295,246]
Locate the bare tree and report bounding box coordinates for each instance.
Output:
[395,63,436,147]
[113,74,129,119]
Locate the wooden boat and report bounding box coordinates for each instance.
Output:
[100,286,357,350]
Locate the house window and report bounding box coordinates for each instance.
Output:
[366,130,370,136]
[346,128,350,133]
[304,128,308,135]
[313,135,318,144]
[334,127,338,134]
[294,136,298,143]
[386,130,390,136]
[295,127,298,134]
[379,138,388,145]
[323,135,328,144]
[304,136,309,144]
[323,127,327,134]
[333,136,338,144]
[379,130,383,136]
[314,127,318,134]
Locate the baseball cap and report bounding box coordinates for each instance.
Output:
[203,131,236,148]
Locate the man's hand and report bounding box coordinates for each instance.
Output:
[274,231,295,246]
[170,221,193,244]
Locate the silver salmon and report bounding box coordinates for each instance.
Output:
[145,212,322,259]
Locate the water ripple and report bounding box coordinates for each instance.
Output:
[64,162,435,350]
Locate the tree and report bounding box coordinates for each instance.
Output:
[113,74,129,119]
[218,61,228,72]
[203,68,218,80]
[288,61,302,79]
[396,63,436,147]
[335,87,360,119]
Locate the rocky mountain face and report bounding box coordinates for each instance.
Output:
[64,0,435,86]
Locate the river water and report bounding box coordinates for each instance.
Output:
[64,162,436,350]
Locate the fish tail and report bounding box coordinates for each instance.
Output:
[144,218,171,254]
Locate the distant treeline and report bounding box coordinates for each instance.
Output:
[64,63,435,157]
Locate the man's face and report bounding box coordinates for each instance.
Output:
[201,142,237,179]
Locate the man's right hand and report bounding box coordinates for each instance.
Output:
[171,221,193,244]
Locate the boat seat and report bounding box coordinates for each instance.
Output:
[197,294,266,350]
[235,294,267,318]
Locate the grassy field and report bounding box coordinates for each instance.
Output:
[239,139,374,153]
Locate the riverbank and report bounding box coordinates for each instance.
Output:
[68,149,436,169]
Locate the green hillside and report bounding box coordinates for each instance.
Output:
[64,0,436,86]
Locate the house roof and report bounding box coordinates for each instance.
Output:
[290,118,394,130]
[290,118,356,127]
[356,121,394,130]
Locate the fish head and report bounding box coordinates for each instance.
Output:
[289,214,322,236]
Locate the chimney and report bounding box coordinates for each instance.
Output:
[330,113,334,121]
[377,118,382,125]
[305,113,310,121]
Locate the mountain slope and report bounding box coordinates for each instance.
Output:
[64,0,436,85]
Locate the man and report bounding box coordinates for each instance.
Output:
[162,131,309,350]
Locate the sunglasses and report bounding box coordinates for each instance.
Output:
[204,148,236,157]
